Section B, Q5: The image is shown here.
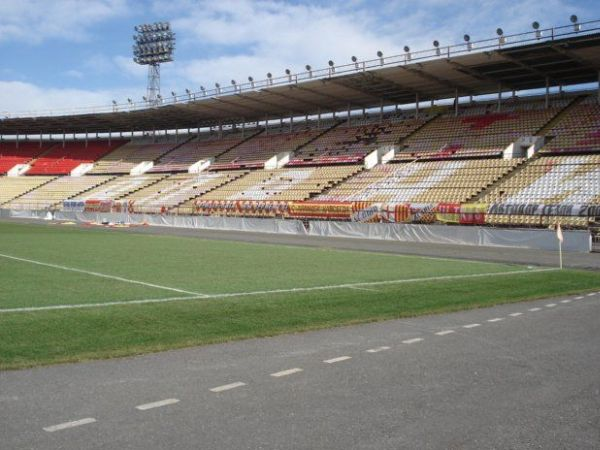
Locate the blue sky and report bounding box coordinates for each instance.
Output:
[0,0,596,114]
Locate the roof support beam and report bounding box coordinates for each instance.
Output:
[445,59,517,91]
[212,96,265,116]
[262,87,327,110]
[497,52,560,85]
[293,84,370,109]
[234,93,303,116]
[550,44,600,70]
[399,64,472,95]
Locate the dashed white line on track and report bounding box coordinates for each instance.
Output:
[463,323,481,328]
[487,318,504,322]
[560,299,571,304]
[402,338,424,344]
[509,312,523,317]
[210,382,247,393]
[366,346,390,353]
[528,307,542,312]
[435,330,455,336]
[575,296,585,300]
[546,303,557,308]
[43,418,96,432]
[587,293,596,297]
[323,356,352,364]
[270,368,303,378]
[135,398,180,411]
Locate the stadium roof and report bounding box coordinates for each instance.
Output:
[2,25,600,136]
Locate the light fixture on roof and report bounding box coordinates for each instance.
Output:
[248,76,255,88]
[200,86,206,96]
[351,55,359,69]
[231,79,237,92]
[112,100,117,111]
[267,72,273,85]
[464,34,472,51]
[403,46,411,61]
[532,21,542,39]
[285,68,292,82]
[328,60,335,74]
[185,88,192,100]
[171,91,176,98]
[496,28,506,46]
[215,82,221,94]
[305,64,313,78]
[142,95,148,102]
[127,98,133,104]
[570,14,580,32]
[433,40,441,56]
[133,21,175,105]
[376,50,384,65]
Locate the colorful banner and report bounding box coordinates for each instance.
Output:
[460,203,487,225]
[194,200,290,217]
[487,203,600,217]
[435,203,461,224]
[84,199,113,213]
[287,201,353,220]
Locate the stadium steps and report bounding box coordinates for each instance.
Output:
[467,158,533,203]
[57,175,118,207]
[113,174,171,200]
[535,94,589,137]
[168,171,249,211]
[288,120,345,159]
[394,113,441,152]
[140,134,198,168]
[311,166,365,200]
[0,176,58,206]
[209,129,265,162]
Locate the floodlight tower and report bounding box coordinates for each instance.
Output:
[133,22,175,105]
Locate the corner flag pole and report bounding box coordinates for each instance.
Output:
[556,222,564,269]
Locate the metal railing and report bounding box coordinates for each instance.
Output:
[2,19,599,120]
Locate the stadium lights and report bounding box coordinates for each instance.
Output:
[351,55,359,69]
[133,21,176,105]
[496,28,506,46]
[215,82,221,94]
[464,34,472,51]
[248,76,255,88]
[185,88,192,100]
[328,60,335,74]
[571,15,581,32]
[285,69,292,82]
[532,21,542,39]
[127,98,133,104]
[305,64,313,78]
[404,46,411,61]
[267,72,273,85]
[377,50,384,65]
[200,86,206,96]
[433,40,441,56]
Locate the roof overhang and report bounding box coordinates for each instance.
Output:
[2,32,600,136]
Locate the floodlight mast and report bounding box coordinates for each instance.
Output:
[132,22,175,106]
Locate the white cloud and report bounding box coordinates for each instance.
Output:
[0,0,130,43]
[0,81,141,116]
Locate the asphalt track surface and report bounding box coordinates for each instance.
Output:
[2,217,600,269]
[2,293,600,449]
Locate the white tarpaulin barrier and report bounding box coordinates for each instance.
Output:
[1,209,590,253]
[52,211,308,236]
[308,221,591,252]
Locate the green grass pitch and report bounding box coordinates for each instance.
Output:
[1,220,599,370]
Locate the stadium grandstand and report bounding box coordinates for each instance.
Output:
[1,19,600,250]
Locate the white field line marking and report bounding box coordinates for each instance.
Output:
[0,268,556,314]
[135,398,179,411]
[366,346,390,353]
[210,382,246,393]
[560,299,571,304]
[435,330,455,336]
[545,303,557,308]
[587,293,596,297]
[575,296,585,300]
[324,356,352,364]
[528,307,542,312]
[270,368,303,378]
[487,318,504,322]
[463,323,481,328]
[402,338,423,344]
[509,312,523,317]
[43,418,96,432]
[0,252,206,297]
[347,286,380,292]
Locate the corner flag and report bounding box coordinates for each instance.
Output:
[556,222,563,243]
